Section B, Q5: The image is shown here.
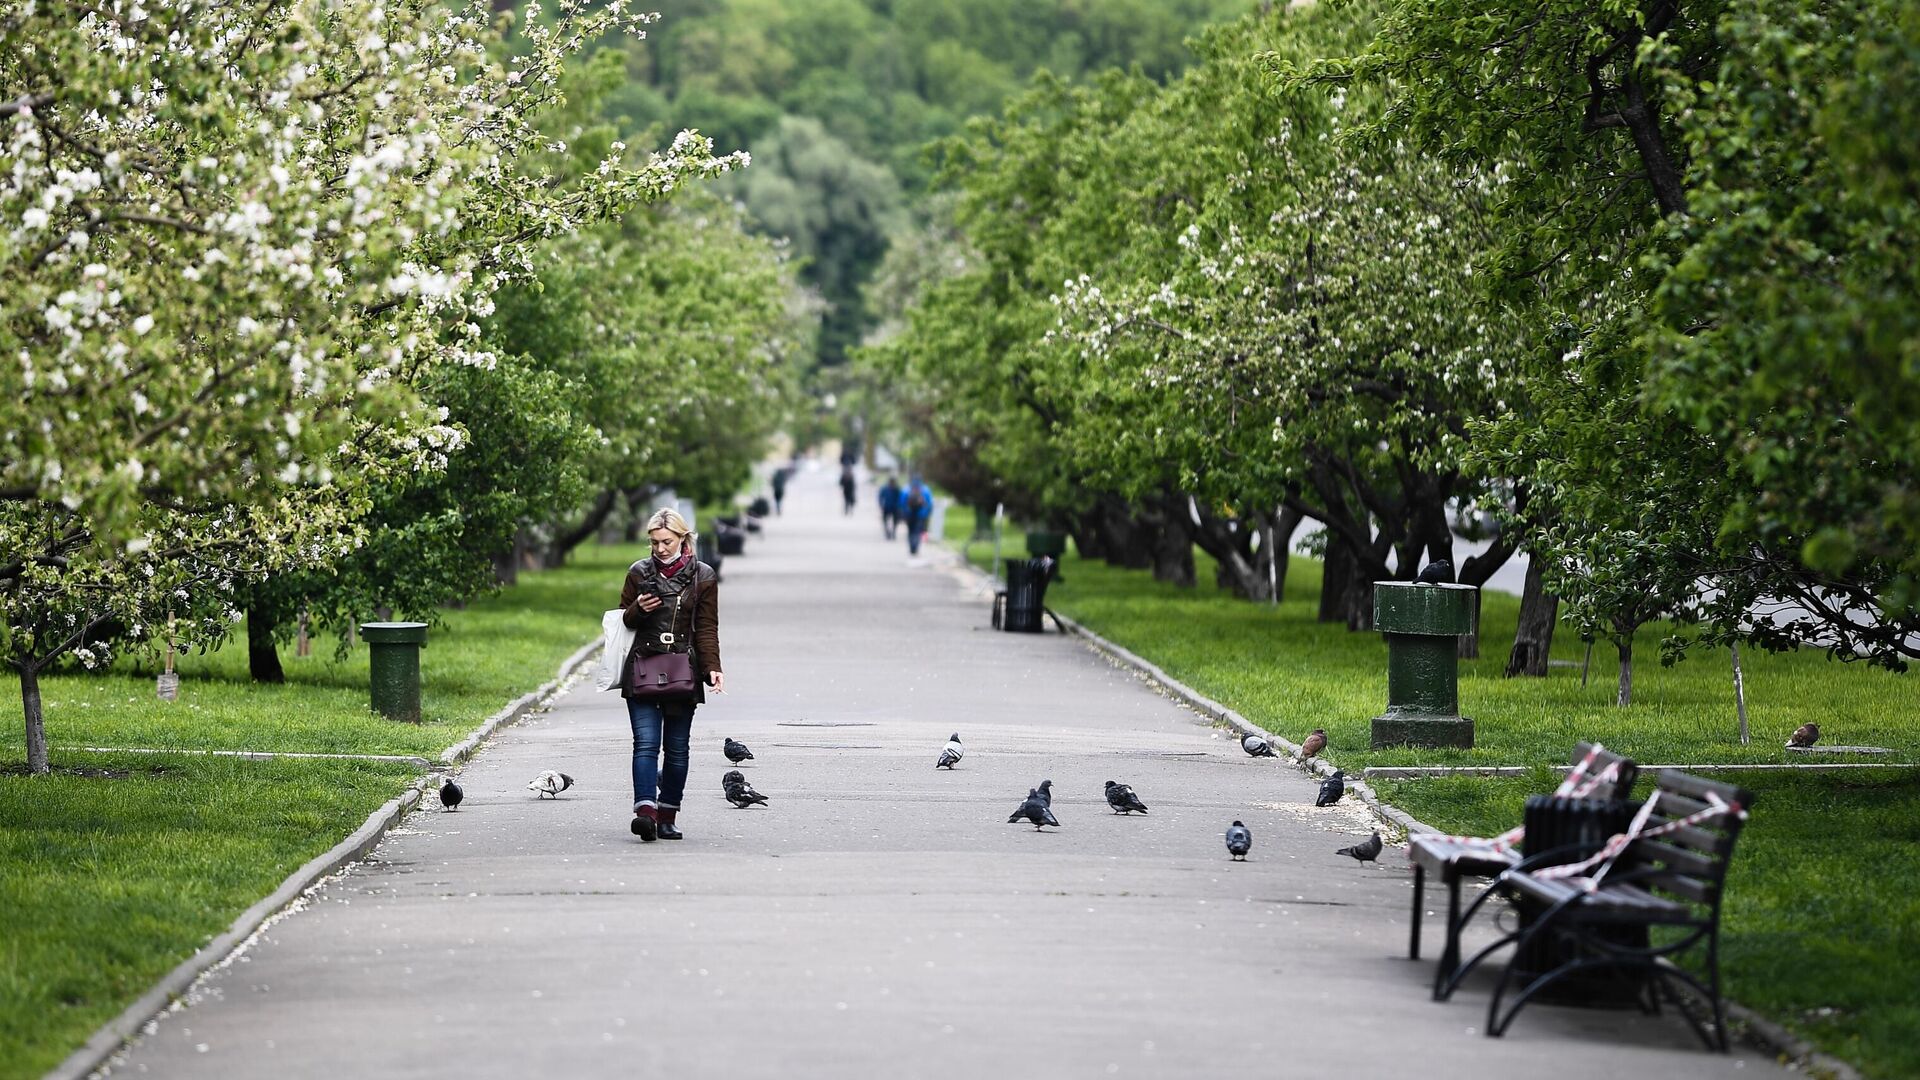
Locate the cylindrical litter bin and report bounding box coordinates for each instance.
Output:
[1001,558,1050,633]
[361,621,428,722]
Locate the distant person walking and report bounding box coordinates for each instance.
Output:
[901,475,935,556]
[878,475,903,539]
[617,507,724,843]
[770,465,788,516]
[839,464,858,516]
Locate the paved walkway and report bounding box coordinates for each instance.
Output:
[112,466,1784,1079]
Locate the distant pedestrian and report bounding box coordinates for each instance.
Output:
[878,475,903,539]
[617,507,724,843]
[770,466,788,516]
[900,474,935,556]
[839,465,857,516]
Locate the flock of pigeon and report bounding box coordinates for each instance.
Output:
[432,722,1381,863]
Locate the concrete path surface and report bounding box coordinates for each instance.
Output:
[108,466,1786,1079]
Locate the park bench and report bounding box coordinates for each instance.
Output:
[1409,743,1639,998]
[1444,769,1756,1050]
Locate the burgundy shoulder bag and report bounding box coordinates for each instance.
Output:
[626,570,700,700]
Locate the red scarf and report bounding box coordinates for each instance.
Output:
[654,549,693,579]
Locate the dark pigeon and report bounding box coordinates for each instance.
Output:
[1008,788,1060,829]
[1299,729,1327,759]
[1787,722,1820,748]
[1225,821,1252,861]
[936,733,964,769]
[1104,781,1148,815]
[1415,559,1454,585]
[438,776,464,811]
[724,737,755,764]
[1241,732,1278,758]
[1036,779,1054,807]
[722,769,768,808]
[1315,770,1345,808]
[1337,830,1383,864]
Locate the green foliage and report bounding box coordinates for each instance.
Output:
[1325,0,1920,668]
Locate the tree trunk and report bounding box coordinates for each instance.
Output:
[247,603,285,684]
[1731,642,1750,744]
[1101,498,1153,570]
[1068,507,1109,562]
[1616,636,1634,706]
[1505,557,1558,677]
[1270,506,1303,601]
[545,488,619,568]
[1344,554,1375,631]
[19,663,48,775]
[1319,537,1355,623]
[1190,500,1269,601]
[1147,493,1196,588]
[492,531,526,586]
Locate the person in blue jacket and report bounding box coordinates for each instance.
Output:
[878,475,903,539]
[900,475,935,556]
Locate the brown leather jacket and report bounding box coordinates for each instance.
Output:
[618,558,721,702]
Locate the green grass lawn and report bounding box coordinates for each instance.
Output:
[948,507,1920,1079]
[1,544,642,759]
[0,544,639,1080]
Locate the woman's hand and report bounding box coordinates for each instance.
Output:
[707,671,726,693]
[633,592,663,613]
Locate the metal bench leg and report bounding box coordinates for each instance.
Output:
[1409,863,1424,960]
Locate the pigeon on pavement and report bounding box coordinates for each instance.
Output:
[1415,559,1455,585]
[1036,779,1054,807]
[721,769,768,808]
[1241,732,1278,758]
[1337,830,1383,864]
[438,776,464,811]
[1225,821,1252,861]
[1299,729,1328,759]
[724,737,755,764]
[1104,781,1148,815]
[1008,788,1060,829]
[528,771,574,799]
[936,733,964,769]
[1787,722,1820,748]
[1315,770,1345,807]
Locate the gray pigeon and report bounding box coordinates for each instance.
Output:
[721,769,768,808]
[1241,732,1278,758]
[1337,830,1383,864]
[528,771,574,799]
[724,737,755,764]
[1008,788,1060,829]
[936,733,964,769]
[1225,821,1252,860]
[1104,780,1148,814]
[438,776,463,811]
[1315,770,1345,807]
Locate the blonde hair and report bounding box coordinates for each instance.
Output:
[645,507,695,556]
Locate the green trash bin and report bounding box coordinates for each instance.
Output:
[361,621,428,722]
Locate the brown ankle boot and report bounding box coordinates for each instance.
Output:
[630,804,657,842]
[657,807,682,840]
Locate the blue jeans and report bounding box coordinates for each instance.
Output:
[628,699,693,811]
[907,522,927,555]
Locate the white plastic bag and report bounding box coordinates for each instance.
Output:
[595,609,636,692]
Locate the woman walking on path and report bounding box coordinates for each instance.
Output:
[618,507,724,842]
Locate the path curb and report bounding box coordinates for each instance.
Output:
[49,637,602,1080]
[939,543,1860,1080]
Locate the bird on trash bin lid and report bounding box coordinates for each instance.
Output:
[1415,559,1454,585]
